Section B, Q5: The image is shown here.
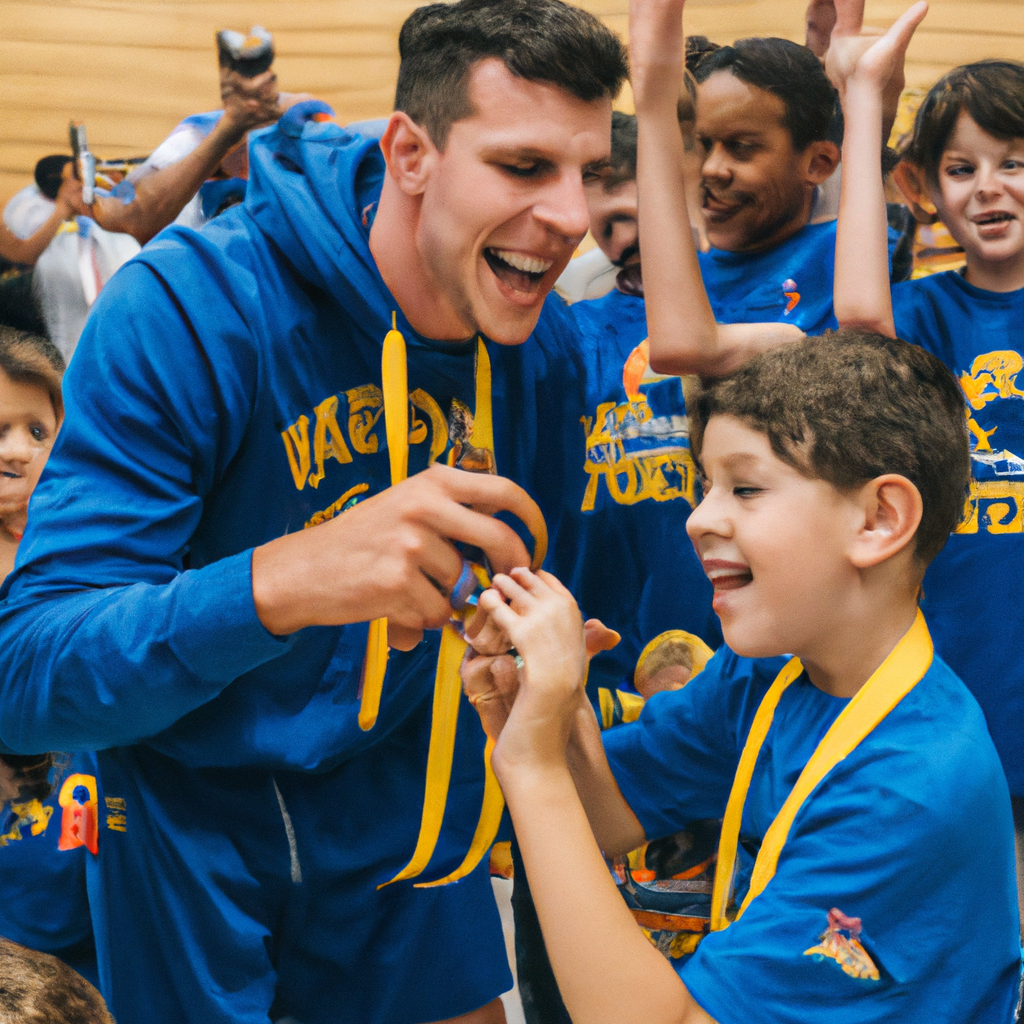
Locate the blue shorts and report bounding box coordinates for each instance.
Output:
[87,704,511,1024]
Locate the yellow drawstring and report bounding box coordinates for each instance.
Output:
[365,317,540,887]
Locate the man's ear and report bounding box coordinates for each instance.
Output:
[893,161,939,224]
[849,474,923,569]
[803,140,841,187]
[379,111,438,197]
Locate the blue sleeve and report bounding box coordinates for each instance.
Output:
[681,715,1020,1024]
[602,650,779,839]
[0,260,294,755]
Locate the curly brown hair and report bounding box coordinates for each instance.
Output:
[688,330,970,565]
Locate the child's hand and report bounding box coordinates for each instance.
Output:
[628,0,686,110]
[825,0,927,101]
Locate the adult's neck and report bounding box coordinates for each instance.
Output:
[368,177,475,343]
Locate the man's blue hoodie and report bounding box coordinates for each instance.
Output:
[0,110,588,772]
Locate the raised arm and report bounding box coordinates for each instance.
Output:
[631,0,803,377]
[0,176,84,266]
[89,67,282,244]
[829,0,927,335]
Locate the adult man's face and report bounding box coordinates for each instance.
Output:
[695,70,820,254]
[416,59,611,344]
[584,174,639,269]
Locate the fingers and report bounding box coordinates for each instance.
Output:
[388,623,424,651]
[464,603,513,656]
[423,465,547,570]
[584,619,622,659]
[888,0,928,53]
[832,0,866,37]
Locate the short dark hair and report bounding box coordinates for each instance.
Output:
[688,330,970,565]
[694,37,839,151]
[0,326,65,423]
[602,111,638,186]
[905,60,1024,185]
[34,155,72,202]
[395,0,629,148]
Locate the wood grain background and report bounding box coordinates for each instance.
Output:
[2,0,1022,199]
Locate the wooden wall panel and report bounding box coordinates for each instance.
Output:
[1,0,1021,199]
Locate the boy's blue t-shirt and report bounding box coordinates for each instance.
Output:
[603,647,1020,1024]
[0,115,588,775]
[893,271,1024,795]
[568,288,721,693]
[698,220,899,335]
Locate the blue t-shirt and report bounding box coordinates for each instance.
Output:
[893,271,1024,795]
[604,647,1020,1023]
[568,288,721,693]
[698,220,900,335]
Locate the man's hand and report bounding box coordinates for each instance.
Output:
[805,0,839,58]
[54,174,89,220]
[825,0,927,110]
[252,463,543,640]
[219,66,282,136]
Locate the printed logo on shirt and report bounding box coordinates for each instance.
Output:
[782,278,801,314]
[581,340,699,512]
[0,799,53,846]
[280,384,448,493]
[955,350,1024,535]
[104,796,126,833]
[803,907,880,981]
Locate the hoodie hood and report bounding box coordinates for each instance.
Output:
[245,103,400,340]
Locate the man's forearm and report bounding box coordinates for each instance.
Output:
[92,116,248,244]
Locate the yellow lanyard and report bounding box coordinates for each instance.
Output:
[358,313,508,888]
[710,610,933,931]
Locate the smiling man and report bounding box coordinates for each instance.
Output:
[0,3,627,1024]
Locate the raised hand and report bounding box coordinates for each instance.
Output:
[628,0,685,111]
[219,66,282,135]
[825,0,928,101]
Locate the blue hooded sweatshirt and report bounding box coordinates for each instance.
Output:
[0,112,588,771]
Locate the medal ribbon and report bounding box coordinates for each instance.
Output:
[360,313,544,887]
[710,610,933,930]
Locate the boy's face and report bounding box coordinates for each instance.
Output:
[416,59,611,344]
[695,71,822,254]
[686,415,859,659]
[0,371,57,529]
[584,174,639,268]
[929,111,1024,279]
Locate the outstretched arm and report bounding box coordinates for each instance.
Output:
[0,176,85,265]
[631,0,803,377]
[830,0,927,335]
[465,569,714,1024]
[89,67,282,243]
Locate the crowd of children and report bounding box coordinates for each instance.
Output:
[1,0,1023,1021]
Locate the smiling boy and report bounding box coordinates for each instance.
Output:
[0,3,629,1024]
[464,331,1021,1023]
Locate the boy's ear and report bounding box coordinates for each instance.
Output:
[848,474,923,569]
[893,161,939,224]
[804,140,841,186]
[379,111,438,197]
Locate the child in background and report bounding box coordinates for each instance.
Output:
[463,330,1019,1023]
[0,326,97,988]
[829,0,1024,923]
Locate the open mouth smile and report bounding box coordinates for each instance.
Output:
[703,558,753,591]
[484,248,554,296]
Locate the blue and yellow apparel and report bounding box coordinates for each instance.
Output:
[893,272,1024,797]
[603,635,1020,1023]
[697,220,901,334]
[568,287,721,698]
[0,110,590,1024]
[0,754,97,988]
